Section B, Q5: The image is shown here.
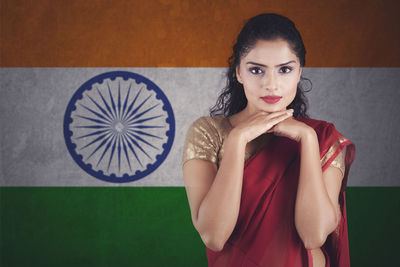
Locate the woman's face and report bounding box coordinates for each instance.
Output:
[236,38,302,115]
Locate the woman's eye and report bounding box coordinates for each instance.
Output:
[280,66,292,73]
[249,67,263,75]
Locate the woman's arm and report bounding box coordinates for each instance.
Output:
[183,128,246,252]
[183,110,293,252]
[294,129,343,249]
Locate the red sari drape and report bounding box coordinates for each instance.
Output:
[206,116,356,267]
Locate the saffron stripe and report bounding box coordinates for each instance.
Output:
[1,0,399,67]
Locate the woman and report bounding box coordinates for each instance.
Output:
[181,13,355,267]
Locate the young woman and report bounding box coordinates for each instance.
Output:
[181,13,355,267]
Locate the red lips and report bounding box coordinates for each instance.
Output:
[260,95,282,104]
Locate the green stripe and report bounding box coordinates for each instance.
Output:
[1,187,399,267]
[346,187,399,266]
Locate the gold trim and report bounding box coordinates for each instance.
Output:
[320,136,348,175]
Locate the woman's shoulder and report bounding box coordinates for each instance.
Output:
[295,116,333,129]
[182,115,231,167]
[189,114,229,126]
[296,115,349,141]
[296,116,341,136]
[297,116,353,148]
[187,115,232,136]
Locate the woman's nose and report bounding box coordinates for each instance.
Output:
[262,72,278,91]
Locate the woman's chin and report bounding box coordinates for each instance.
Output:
[260,106,287,113]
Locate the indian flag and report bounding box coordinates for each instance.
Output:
[1,1,399,266]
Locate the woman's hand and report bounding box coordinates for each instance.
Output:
[266,116,314,142]
[233,109,294,144]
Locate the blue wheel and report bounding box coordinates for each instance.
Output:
[63,71,175,183]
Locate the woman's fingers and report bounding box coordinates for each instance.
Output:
[241,109,294,142]
[265,110,293,132]
[265,109,293,120]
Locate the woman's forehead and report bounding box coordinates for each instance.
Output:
[243,39,299,66]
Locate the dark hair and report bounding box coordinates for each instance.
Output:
[209,13,311,118]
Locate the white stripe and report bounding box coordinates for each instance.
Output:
[0,68,399,186]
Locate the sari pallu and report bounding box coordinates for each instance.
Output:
[206,117,356,267]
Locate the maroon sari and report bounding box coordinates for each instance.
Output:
[206,116,356,267]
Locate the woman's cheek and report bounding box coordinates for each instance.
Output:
[245,77,260,91]
[283,76,298,92]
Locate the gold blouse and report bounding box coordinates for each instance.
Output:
[182,116,345,176]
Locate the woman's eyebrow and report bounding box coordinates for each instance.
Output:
[246,60,296,67]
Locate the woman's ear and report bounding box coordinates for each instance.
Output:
[236,66,243,84]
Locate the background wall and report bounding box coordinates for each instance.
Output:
[1,0,399,266]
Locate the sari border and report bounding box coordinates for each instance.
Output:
[307,249,314,267]
[321,138,352,172]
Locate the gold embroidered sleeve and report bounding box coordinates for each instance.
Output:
[320,137,347,177]
[330,149,345,176]
[181,117,220,167]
